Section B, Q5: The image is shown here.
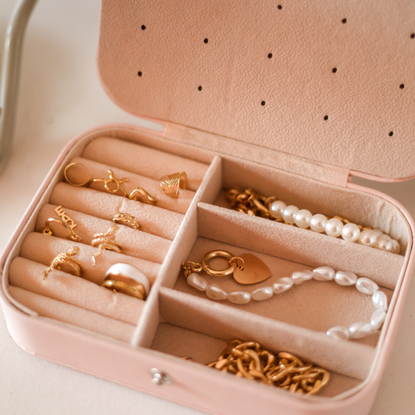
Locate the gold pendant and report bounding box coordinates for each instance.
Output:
[233,254,271,285]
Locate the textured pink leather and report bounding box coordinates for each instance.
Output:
[9,257,144,325]
[50,183,183,240]
[98,0,415,180]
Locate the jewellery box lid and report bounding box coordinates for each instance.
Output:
[97,0,415,181]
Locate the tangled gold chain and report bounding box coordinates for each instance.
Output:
[186,339,330,395]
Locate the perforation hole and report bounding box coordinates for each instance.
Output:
[324,115,329,121]
[141,25,146,30]
[261,101,266,106]
[342,18,347,24]
[277,5,282,10]
[138,71,142,77]
[332,68,337,73]
[198,86,203,91]
[400,84,405,89]
[411,33,415,39]
[268,53,273,59]
[204,38,209,44]
[389,131,394,137]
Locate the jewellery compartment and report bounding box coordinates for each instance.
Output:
[2,0,415,414]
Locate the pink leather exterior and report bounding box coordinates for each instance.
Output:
[0,123,414,415]
[98,0,415,180]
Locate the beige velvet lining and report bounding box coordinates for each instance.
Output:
[2,129,412,401]
[151,322,362,398]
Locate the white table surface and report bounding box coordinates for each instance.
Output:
[0,1,414,414]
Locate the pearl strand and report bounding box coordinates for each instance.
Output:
[269,201,400,254]
[186,266,387,341]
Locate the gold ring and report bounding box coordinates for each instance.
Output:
[42,217,82,242]
[102,263,150,300]
[64,163,92,187]
[91,225,121,266]
[160,172,187,198]
[129,187,157,205]
[43,246,83,280]
[201,250,244,277]
[112,213,140,230]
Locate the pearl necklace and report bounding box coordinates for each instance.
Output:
[182,252,387,341]
[226,189,400,254]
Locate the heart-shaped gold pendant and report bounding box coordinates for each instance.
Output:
[233,254,271,285]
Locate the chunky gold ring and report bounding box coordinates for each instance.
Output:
[112,213,140,230]
[129,187,157,205]
[201,250,244,277]
[160,171,187,198]
[43,246,84,280]
[42,217,82,242]
[102,263,150,300]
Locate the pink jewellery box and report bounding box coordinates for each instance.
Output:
[1,1,415,414]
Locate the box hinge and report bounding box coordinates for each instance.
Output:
[164,123,350,188]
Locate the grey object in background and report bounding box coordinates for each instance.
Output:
[0,0,38,175]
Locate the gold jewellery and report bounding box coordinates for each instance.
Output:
[226,188,400,254]
[112,213,140,230]
[91,225,121,266]
[102,263,150,300]
[64,163,157,205]
[160,172,187,198]
[187,339,330,395]
[43,246,84,280]
[42,206,82,242]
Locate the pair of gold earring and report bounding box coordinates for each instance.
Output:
[64,163,188,201]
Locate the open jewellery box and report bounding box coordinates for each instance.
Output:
[1,1,415,414]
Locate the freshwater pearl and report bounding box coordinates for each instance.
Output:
[370,309,386,331]
[375,235,393,252]
[206,284,227,300]
[310,214,327,233]
[252,286,274,301]
[325,218,343,237]
[391,239,401,254]
[294,209,312,229]
[282,205,299,224]
[187,273,208,291]
[313,266,335,281]
[273,277,293,293]
[228,291,251,304]
[358,229,377,247]
[349,322,372,339]
[356,278,379,295]
[372,291,388,310]
[372,229,383,237]
[341,223,360,242]
[269,200,286,219]
[326,326,349,340]
[291,270,313,285]
[334,271,357,286]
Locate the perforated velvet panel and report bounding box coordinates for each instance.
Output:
[98,0,415,180]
